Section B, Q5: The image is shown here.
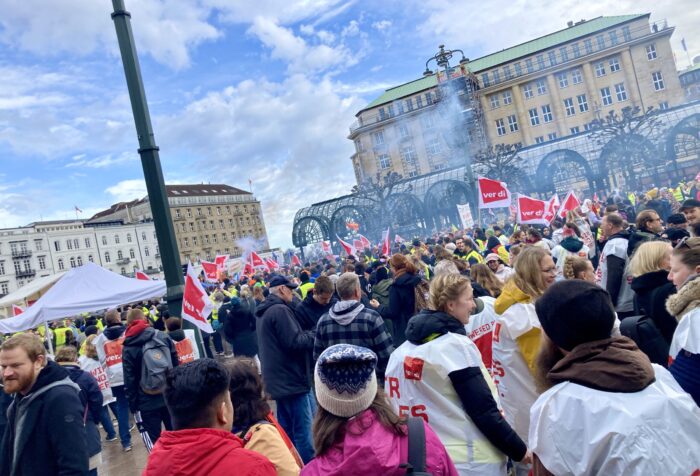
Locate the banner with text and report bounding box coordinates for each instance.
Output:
[478,177,512,209]
[456,204,475,229]
[516,194,550,225]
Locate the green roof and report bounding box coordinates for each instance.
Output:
[362,14,649,112]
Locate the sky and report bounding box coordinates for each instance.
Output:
[0,0,698,248]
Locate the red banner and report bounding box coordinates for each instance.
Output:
[516,194,550,225]
[558,190,581,218]
[336,236,356,256]
[543,194,560,223]
[214,255,227,270]
[249,251,266,268]
[478,177,512,209]
[381,227,391,256]
[12,305,23,316]
[182,264,214,333]
[200,261,218,281]
[134,270,150,281]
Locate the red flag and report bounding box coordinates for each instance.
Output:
[358,234,371,249]
[478,177,512,209]
[201,261,219,281]
[214,255,227,270]
[182,263,214,333]
[134,270,150,281]
[381,227,391,256]
[321,241,331,253]
[353,239,364,251]
[516,194,550,225]
[243,262,254,275]
[543,194,560,223]
[558,191,581,218]
[336,235,356,256]
[12,304,23,316]
[291,254,302,267]
[265,258,280,270]
[249,251,265,268]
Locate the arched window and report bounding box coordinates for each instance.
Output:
[58,259,64,270]
[129,249,135,259]
[117,250,123,260]
[120,267,126,275]
[102,236,107,246]
[127,233,132,243]
[105,252,111,263]
[114,235,120,244]
[77,256,83,266]
[69,257,76,268]
[144,247,150,257]
[88,255,93,262]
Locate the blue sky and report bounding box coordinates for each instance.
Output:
[0,0,697,248]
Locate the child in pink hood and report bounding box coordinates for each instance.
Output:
[301,344,457,476]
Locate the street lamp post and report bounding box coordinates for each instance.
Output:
[424,45,480,225]
[110,0,204,354]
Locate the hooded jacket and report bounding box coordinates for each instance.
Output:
[630,270,677,344]
[300,409,458,476]
[62,363,103,460]
[379,272,422,345]
[627,229,660,257]
[256,294,314,399]
[221,296,259,357]
[122,322,179,413]
[370,278,392,307]
[0,360,88,476]
[551,237,589,279]
[530,338,700,476]
[144,428,276,476]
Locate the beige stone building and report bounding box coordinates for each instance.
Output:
[350,14,686,184]
[89,184,269,264]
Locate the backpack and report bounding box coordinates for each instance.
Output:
[414,280,430,314]
[619,315,669,367]
[140,332,173,395]
[404,416,432,475]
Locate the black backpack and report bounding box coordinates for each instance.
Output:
[619,315,669,367]
[404,417,432,475]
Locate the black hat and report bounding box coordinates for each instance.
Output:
[535,281,615,351]
[268,274,298,289]
[666,213,688,225]
[680,199,700,211]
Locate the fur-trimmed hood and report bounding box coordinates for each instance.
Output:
[666,275,700,319]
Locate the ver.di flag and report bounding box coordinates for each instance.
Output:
[478,177,512,209]
[543,194,560,223]
[558,190,581,218]
[336,235,356,256]
[214,255,228,270]
[182,263,214,334]
[249,251,266,268]
[516,194,550,225]
[200,261,219,281]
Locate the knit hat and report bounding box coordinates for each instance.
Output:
[445,243,457,253]
[485,253,500,263]
[315,344,378,418]
[535,280,616,351]
[375,266,389,281]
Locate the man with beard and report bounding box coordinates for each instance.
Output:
[529,280,700,476]
[0,334,88,475]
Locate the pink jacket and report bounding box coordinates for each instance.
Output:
[301,409,458,476]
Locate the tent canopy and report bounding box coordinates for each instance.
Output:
[0,263,166,334]
[0,272,67,313]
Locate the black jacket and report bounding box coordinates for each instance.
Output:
[0,360,88,476]
[630,270,678,344]
[627,229,660,257]
[102,323,126,341]
[404,311,527,462]
[379,272,422,346]
[62,364,103,459]
[294,291,337,331]
[122,325,179,413]
[220,297,259,357]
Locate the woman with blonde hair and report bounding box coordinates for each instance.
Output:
[471,263,504,298]
[562,255,595,282]
[492,247,556,476]
[386,274,529,475]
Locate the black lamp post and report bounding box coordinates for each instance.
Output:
[424,45,480,225]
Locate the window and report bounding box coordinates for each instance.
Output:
[502,91,512,105]
[73,239,79,249]
[492,69,501,84]
[175,209,181,219]
[614,82,628,101]
[0,261,5,275]
[584,38,593,54]
[572,42,581,58]
[577,94,589,112]
[541,105,553,122]
[536,79,547,95]
[584,122,593,131]
[66,239,73,250]
[507,114,519,132]
[548,132,558,141]
[219,219,224,229]
[652,71,665,91]
[84,238,90,248]
[408,171,419,178]
[560,46,569,62]
[58,259,64,270]
[127,233,132,243]
[397,124,410,138]
[38,256,46,270]
[596,34,605,50]
[535,136,545,144]
[570,126,580,134]
[129,249,135,259]
[184,237,189,247]
[529,108,540,126]
[659,101,669,110]
[117,250,124,260]
[13,262,20,274]
[186,208,192,218]
[622,25,631,42]
[77,256,83,266]
[88,255,93,263]
[120,267,126,275]
[646,44,657,60]
[503,65,512,80]
[400,145,418,164]
[386,104,395,117]
[192,237,198,246]
[595,62,606,77]
[609,57,620,72]
[609,30,618,45]
[34,240,43,251]
[564,98,575,116]
[114,235,120,244]
[142,232,147,241]
[557,72,568,88]
[572,69,583,84]
[523,84,534,99]
[102,236,107,246]
[514,62,522,76]
[207,207,212,216]
[378,154,391,169]
[426,92,434,105]
[372,131,385,146]
[405,98,413,111]
[426,137,442,156]
[421,114,436,129]
[481,73,490,87]
[600,87,613,106]
[495,119,507,136]
[416,96,423,108]
[378,107,387,120]
[536,54,545,70]
[548,50,557,66]
[490,94,500,109]
[212,235,217,244]
[525,58,534,73]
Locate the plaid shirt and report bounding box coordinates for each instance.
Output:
[313,302,394,379]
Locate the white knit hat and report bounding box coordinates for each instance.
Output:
[314,344,378,418]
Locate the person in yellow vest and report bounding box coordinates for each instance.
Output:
[673,183,686,202]
[298,270,314,299]
[52,321,75,350]
[454,238,484,266]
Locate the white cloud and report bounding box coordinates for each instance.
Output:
[204,0,346,25]
[105,179,148,203]
[65,152,139,169]
[341,20,360,38]
[371,20,392,32]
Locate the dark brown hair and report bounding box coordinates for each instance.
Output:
[226,358,270,432]
[672,237,700,270]
[312,388,405,456]
[636,209,659,231]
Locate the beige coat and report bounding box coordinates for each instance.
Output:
[238,423,301,476]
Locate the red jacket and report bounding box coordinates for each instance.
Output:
[143,428,276,476]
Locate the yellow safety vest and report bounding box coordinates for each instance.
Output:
[299,282,314,299]
[466,250,484,264]
[54,327,71,348]
[673,185,685,202]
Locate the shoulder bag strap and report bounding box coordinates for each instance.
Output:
[406,416,427,474]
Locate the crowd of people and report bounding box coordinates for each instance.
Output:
[1,187,700,475]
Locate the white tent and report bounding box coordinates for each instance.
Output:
[0,262,166,334]
[0,272,67,316]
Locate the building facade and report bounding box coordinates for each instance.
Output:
[679,60,700,102]
[350,14,686,184]
[0,220,162,298]
[89,184,269,265]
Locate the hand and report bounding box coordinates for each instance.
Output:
[369,299,380,308]
[520,450,533,465]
